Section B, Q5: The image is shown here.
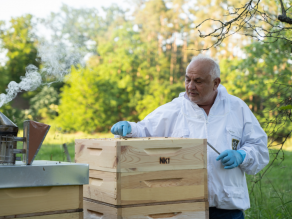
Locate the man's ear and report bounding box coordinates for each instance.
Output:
[213,78,221,91]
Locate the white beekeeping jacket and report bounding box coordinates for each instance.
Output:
[127,84,269,211]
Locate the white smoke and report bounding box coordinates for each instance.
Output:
[38,42,84,82]
[0,41,84,108]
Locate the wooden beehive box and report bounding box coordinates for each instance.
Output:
[0,186,83,219]
[75,138,207,172]
[75,138,208,206]
[84,199,209,219]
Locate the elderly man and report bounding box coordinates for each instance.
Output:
[111,54,269,219]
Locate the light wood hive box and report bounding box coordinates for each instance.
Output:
[0,185,83,219]
[75,138,208,205]
[83,199,209,219]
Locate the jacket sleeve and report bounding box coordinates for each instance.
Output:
[239,106,269,175]
[126,100,181,138]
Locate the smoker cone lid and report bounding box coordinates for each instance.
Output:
[0,112,18,134]
[0,112,17,127]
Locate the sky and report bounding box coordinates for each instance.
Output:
[0,0,127,22]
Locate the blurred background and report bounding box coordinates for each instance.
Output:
[0,1,292,217]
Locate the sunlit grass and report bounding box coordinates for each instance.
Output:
[246,150,292,219]
[269,137,292,152]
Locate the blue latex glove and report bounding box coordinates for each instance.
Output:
[216,150,246,169]
[111,121,132,137]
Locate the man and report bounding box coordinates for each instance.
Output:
[111,54,269,219]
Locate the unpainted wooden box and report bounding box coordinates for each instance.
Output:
[84,169,207,205]
[0,185,83,219]
[75,138,207,172]
[14,212,83,219]
[83,199,209,219]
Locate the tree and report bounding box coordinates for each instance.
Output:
[0,14,39,93]
[0,15,40,126]
[195,0,292,49]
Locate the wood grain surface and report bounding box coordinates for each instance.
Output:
[75,138,207,172]
[0,186,82,217]
[8,212,82,219]
[84,169,207,205]
[83,200,208,219]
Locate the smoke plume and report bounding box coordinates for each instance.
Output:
[0,42,84,108]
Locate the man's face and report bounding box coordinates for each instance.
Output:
[185,60,220,105]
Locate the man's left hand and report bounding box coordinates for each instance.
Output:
[216,150,246,169]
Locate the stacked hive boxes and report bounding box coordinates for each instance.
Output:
[75,138,208,219]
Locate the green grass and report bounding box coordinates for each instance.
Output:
[245,150,292,219]
[18,130,292,218]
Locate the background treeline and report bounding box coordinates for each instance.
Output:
[0,0,291,136]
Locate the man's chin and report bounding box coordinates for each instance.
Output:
[189,96,200,103]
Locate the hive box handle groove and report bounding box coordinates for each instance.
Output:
[88,147,103,156]
[143,178,183,188]
[87,209,104,218]
[148,212,182,218]
[143,147,182,156]
[89,177,103,186]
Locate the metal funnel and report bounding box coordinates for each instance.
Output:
[23,121,50,165]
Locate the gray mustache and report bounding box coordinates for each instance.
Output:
[188,91,199,94]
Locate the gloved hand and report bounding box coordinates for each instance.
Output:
[111,121,132,137]
[216,150,246,169]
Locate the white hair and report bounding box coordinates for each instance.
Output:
[186,54,220,80]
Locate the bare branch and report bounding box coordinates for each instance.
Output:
[278,0,286,16]
[194,0,292,50]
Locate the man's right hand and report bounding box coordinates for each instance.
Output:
[111,121,132,137]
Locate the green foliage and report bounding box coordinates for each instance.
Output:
[0,14,39,93]
[137,81,184,120]
[280,105,292,110]
[0,103,26,127]
[0,2,290,136]
[220,39,292,139]
[55,13,187,132]
[29,86,59,122]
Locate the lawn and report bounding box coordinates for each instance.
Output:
[245,150,292,219]
[19,129,292,219]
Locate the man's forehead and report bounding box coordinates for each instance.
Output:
[186,60,213,76]
[185,72,209,79]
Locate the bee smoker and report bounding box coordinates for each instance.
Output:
[0,112,50,165]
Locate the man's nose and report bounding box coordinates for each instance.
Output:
[187,80,196,90]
